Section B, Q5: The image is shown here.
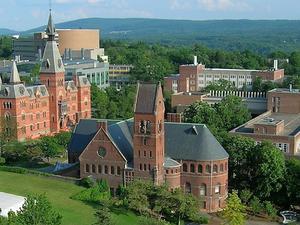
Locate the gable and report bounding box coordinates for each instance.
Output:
[79,127,127,163]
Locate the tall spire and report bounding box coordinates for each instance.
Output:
[46,10,56,41]
[10,61,21,84]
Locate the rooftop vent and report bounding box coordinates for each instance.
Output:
[192,125,198,135]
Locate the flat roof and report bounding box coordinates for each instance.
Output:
[0,192,25,217]
[233,112,300,136]
[268,88,300,94]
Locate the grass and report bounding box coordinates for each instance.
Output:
[0,171,140,225]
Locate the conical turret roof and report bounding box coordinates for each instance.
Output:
[10,61,21,84]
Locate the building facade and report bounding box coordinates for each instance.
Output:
[164,57,284,93]
[68,82,229,212]
[109,64,133,88]
[64,60,109,89]
[231,88,300,156]
[0,12,91,141]
[13,29,100,62]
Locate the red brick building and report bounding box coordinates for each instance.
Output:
[68,83,229,212]
[0,12,91,141]
[164,57,284,93]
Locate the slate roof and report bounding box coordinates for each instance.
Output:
[68,119,228,163]
[134,83,158,114]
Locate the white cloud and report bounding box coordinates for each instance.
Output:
[197,0,251,11]
[169,0,192,10]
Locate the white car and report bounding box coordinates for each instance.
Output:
[280,211,297,224]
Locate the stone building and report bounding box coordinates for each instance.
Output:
[0,12,91,141]
[68,82,229,212]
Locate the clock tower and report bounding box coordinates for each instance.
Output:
[39,11,67,133]
[133,82,165,185]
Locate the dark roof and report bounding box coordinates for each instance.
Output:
[134,83,158,114]
[68,119,228,162]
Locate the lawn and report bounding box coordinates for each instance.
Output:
[0,171,140,225]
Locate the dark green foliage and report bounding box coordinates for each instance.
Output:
[94,205,115,225]
[249,196,262,215]
[0,37,12,59]
[204,79,237,92]
[183,95,251,133]
[7,194,62,225]
[284,159,300,206]
[40,136,64,161]
[263,201,277,219]
[0,156,5,165]
[138,216,170,225]
[252,77,279,92]
[78,176,96,188]
[92,85,136,119]
[239,189,253,205]
[53,131,72,149]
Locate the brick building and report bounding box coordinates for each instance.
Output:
[231,87,300,156]
[0,12,91,141]
[68,82,229,212]
[164,57,284,93]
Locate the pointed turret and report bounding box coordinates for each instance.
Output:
[40,10,64,74]
[46,10,56,41]
[10,61,21,84]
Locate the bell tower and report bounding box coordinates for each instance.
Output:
[39,10,66,133]
[133,82,165,185]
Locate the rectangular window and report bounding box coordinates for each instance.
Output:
[85,164,90,173]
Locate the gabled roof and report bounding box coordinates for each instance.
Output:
[134,83,158,114]
[68,119,228,163]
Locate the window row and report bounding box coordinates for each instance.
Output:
[182,162,227,174]
[3,102,12,109]
[185,182,222,196]
[138,150,152,158]
[85,164,122,176]
[139,163,152,171]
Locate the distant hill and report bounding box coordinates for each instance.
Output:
[0,28,18,36]
[8,18,300,54]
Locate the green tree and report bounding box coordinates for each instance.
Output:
[250,141,286,199]
[40,136,64,161]
[263,201,277,219]
[91,85,109,118]
[239,189,253,205]
[285,159,300,206]
[216,95,251,131]
[53,131,72,149]
[8,194,62,225]
[204,79,237,92]
[221,191,246,225]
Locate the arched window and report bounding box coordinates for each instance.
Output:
[200,184,206,196]
[111,166,115,175]
[85,164,90,173]
[206,165,211,173]
[117,166,121,175]
[146,121,151,134]
[104,165,108,174]
[190,164,195,173]
[198,164,202,173]
[215,183,221,194]
[183,163,188,172]
[220,164,224,172]
[98,165,102,174]
[92,164,96,173]
[213,164,218,173]
[4,112,11,121]
[185,182,191,193]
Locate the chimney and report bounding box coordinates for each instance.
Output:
[289,84,293,92]
[273,60,278,71]
[97,120,108,132]
[81,48,85,60]
[194,56,198,65]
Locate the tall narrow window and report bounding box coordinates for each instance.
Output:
[198,164,202,173]
[92,164,96,173]
[98,165,102,174]
[190,164,195,173]
[200,184,206,196]
[117,166,121,175]
[111,166,115,175]
[183,163,188,172]
[85,164,90,173]
[206,165,211,173]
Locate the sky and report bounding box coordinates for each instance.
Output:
[1,0,300,31]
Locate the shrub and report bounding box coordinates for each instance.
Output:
[240,189,253,205]
[249,196,262,215]
[138,217,171,225]
[78,176,95,188]
[0,157,6,165]
[263,201,277,219]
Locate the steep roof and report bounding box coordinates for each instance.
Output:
[68,119,228,162]
[134,83,158,114]
[10,61,21,84]
[40,11,65,74]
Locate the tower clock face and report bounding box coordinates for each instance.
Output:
[98,147,106,158]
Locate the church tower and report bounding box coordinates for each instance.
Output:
[39,11,66,133]
[133,83,165,185]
